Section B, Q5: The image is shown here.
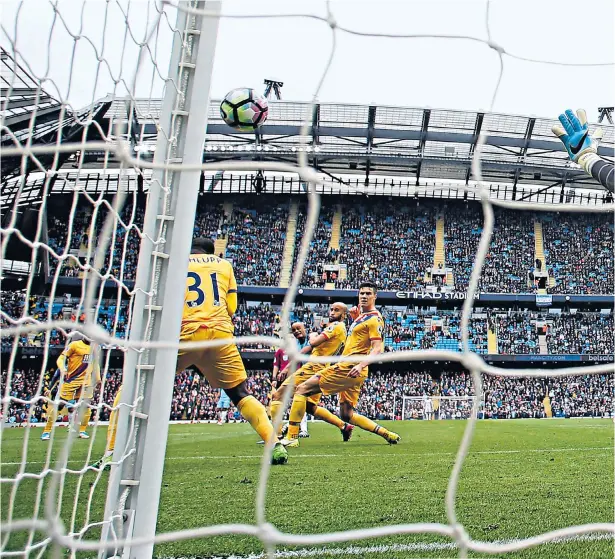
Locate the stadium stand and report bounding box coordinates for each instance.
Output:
[3,368,612,425]
[2,292,612,355]
[43,196,614,294]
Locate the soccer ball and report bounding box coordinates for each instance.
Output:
[220,88,269,132]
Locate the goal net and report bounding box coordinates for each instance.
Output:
[1,0,613,558]
[402,396,477,421]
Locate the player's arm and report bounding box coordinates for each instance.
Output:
[348,318,384,378]
[45,368,62,396]
[552,109,614,193]
[56,343,72,373]
[348,339,383,378]
[272,361,280,387]
[226,263,238,317]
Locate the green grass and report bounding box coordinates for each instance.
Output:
[1,419,613,558]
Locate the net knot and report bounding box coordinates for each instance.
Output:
[460,351,484,375]
[258,522,279,545]
[451,522,471,547]
[487,40,505,55]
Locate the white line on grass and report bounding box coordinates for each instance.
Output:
[156,532,614,559]
[1,446,611,467]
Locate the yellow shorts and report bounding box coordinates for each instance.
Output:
[317,363,367,408]
[280,363,322,405]
[177,327,246,390]
[58,381,87,403]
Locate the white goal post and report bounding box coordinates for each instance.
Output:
[402,396,478,421]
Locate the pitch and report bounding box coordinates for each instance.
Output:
[1,419,612,558]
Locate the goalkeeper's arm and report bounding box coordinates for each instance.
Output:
[552,109,614,193]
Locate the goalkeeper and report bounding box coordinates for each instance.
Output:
[552,109,613,192]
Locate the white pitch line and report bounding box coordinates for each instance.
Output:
[157,533,615,559]
[1,446,612,467]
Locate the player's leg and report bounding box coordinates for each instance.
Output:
[42,385,74,440]
[305,397,354,441]
[78,386,93,438]
[197,329,287,464]
[93,386,122,469]
[339,391,400,445]
[270,374,295,436]
[284,375,323,445]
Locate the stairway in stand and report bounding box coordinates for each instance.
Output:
[487,326,498,354]
[279,201,299,288]
[214,203,232,257]
[534,221,555,288]
[325,204,343,289]
[538,334,548,355]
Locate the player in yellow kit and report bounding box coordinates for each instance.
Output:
[178,238,287,463]
[281,282,400,447]
[41,333,100,441]
[270,302,354,442]
[95,238,287,467]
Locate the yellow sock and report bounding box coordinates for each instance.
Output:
[237,395,275,443]
[79,407,91,432]
[107,387,122,453]
[350,412,390,439]
[269,400,285,436]
[311,405,345,430]
[43,406,59,434]
[288,394,307,440]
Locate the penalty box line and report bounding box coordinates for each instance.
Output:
[1,446,612,467]
[155,532,615,559]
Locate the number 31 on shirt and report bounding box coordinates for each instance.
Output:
[186,271,220,307]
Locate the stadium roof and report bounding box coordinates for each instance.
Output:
[2,93,614,208]
[102,97,614,187]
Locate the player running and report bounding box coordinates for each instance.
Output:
[270,303,354,443]
[281,282,400,447]
[41,332,100,441]
[94,237,288,468]
[552,109,613,192]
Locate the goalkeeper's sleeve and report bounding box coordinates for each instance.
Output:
[583,156,614,193]
[552,109,614,193]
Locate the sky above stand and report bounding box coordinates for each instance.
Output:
[1,0,614,120]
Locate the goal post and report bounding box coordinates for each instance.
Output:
[402,396,480,421]
[101,3,221,558]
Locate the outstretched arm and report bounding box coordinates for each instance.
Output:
[552,109,613,193]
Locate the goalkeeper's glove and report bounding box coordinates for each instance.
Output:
[552,108,604,173]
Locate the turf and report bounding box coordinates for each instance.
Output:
[1,419,613,558]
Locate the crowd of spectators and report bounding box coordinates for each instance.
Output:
[293,203,338,288]
[547,312,613,354]
[543,214,614,294]
[492,313,539,355]
[1,291,131,349]
[224,198,288,286]
[337,202,435,291]
[3,368,611,425]
[47,198,145,282]
[44,196,613,294]
[3,292,613,356]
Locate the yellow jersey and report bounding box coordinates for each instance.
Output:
[313,321,347,360]
[342,310,384,357]
[58,340,100,386]
[181,253,237,335]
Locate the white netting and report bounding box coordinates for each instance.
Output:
[1,0,614,558]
